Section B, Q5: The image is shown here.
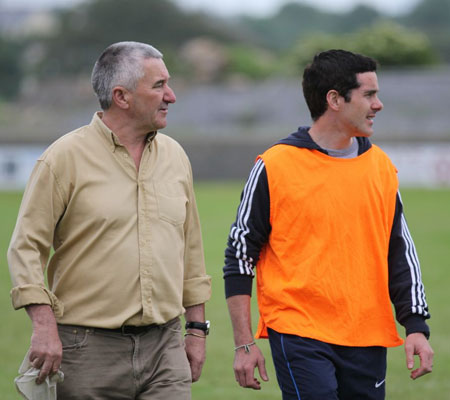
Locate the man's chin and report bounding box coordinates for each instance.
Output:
[354,131,373,138]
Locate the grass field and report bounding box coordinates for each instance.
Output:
[1,184,449,399]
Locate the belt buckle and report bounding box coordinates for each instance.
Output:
[121,325,138,335]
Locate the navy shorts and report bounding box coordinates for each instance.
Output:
[268,328,387,400]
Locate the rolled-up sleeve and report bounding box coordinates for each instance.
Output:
[8,158,66,315]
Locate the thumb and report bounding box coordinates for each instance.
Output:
[257,357,269,382]
[405,345,414,370]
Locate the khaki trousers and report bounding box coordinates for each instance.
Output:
[57,318,192,399]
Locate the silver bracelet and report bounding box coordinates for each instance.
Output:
[234,341,256,353]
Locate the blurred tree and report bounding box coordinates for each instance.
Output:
[225,45,277,80]
[239,0,449,64]
[0,36,23,100]
[336,5,381,33]
[290,21,438,70]
[406,0,450,27]
[401,0,450,61]
[28,0,240,78]
[241,2,383,50]
[240,3,337,50]
[353,21,438,66]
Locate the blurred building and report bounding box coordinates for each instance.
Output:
[0,8,57,37]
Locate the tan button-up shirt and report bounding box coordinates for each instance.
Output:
[8,113,211,328]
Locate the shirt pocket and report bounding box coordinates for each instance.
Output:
[154,182,188,226]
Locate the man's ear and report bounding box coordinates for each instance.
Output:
[326,89,341,111]
[111,86,130,110]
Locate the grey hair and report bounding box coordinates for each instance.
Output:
[91,41,163,110]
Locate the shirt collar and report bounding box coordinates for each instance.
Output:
[91,112,157,152]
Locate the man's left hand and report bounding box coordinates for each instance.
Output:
[184,333,206,382]
[405,332,434,379]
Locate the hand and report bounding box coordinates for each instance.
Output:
[405,332,434,380]
[184,333,206,382]
[233,344,268,390]
[26,305,63,384]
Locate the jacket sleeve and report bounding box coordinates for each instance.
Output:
[223,159,271,298]
[388,191,430,338]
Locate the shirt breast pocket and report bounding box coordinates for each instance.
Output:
[154,182,188,226]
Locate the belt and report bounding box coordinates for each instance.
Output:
[90,323,158,336]
[59,317,178,336]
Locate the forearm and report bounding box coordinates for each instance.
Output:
[185,303,205,323]
[184,303,207,382]
[26,304,58,330]
[226,295,254,345]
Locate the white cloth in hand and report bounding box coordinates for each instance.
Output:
[14,350,64,400]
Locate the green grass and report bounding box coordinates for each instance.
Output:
[2,185,450,399]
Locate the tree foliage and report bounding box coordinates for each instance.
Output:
[4,0,449,96]
[402,0,450,61]
[0,36,23,100]
[290,21,438,70]
[30,0,239,77]
[225,46,277,80]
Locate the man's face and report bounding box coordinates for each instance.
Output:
[130,57,176,132]
[339,71,383,137]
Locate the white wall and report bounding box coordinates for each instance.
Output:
[1,143,450,190]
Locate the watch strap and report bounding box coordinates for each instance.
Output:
[185,320,210,334]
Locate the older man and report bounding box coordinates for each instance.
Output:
[8,41,211,399]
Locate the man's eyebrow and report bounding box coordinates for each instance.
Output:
[153,76,171,86]
[364,89,379,95]
[153,78,166,86]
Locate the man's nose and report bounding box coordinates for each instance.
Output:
[165,86,176,103]
[373,96,383,111]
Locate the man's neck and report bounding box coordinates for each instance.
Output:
[309,118,354,150]
[100,111,150,171]
[101,111,149,147]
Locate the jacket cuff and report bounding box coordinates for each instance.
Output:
[10,284,64,318]
[403,314,430,339]
[224,275,253,298]
[183,276,211,308]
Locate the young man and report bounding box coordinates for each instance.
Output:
[8,41,211,399]
[223,49,433,399]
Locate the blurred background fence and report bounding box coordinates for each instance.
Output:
[1,68,450,187]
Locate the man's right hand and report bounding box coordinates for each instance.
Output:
[233,344,268,390]
[26,304,63,384]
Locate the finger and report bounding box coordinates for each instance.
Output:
[192,364,202,382]
[411,366,431,380]
[251,378,262,390]
[52,364,61,375]
[239,370,249,388]
[31,357,44,370]
[234,367,245,387]
[411,354,433,379]
[257,357,269,382]
[244,370,261,389]
[36,359,53,385]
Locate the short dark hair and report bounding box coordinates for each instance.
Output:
[302,49,378,121]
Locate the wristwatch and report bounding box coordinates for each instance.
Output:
[185,320,210,335]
